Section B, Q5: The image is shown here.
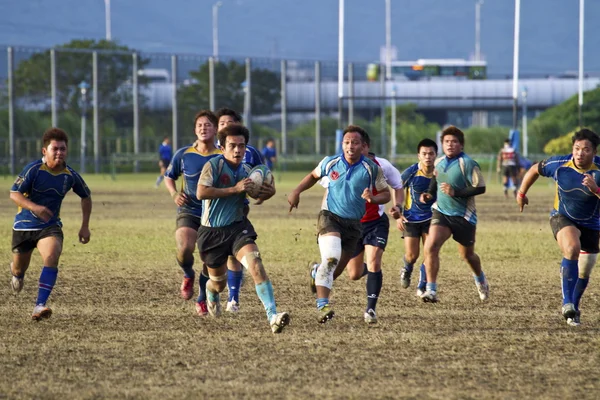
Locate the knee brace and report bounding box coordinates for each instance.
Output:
[578,252,597,278]
[241,251,261,269]
[316,235,342,290]
[208,272,228,282]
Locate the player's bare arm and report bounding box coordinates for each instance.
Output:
[79,196,92,244]
[362,187,390,204]
[9,191,53,223]
[164,177,188,206]
[287,171,319,212]
[516,162,541,212]
[197,178,253,200]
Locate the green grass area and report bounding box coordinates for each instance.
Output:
[0,173,599,399]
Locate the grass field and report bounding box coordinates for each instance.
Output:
[1,171,600,399]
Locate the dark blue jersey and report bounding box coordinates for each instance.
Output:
[11,159,91,231]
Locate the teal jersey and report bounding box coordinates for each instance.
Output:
[314,154,388,221]
[539,154,600,230]
[165,145,222,217]
[11,159,91,231]
[198,155,252,227]
[432,152,485,225]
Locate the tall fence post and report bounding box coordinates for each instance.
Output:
[209,57,215,112]
[132,52,140,172]
[315,61,321,154]
[50,49,57,127]
[244,58,252,133]
[390,86,397,161]
[93,51,100,173]
[379,62,386,156]
[172,54,179,150]
[7,46,15,175]
[280,60,287,155]
[348,62,354,126]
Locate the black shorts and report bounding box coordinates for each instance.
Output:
[176,213,201,231]
[196,219,257,268]
[12,225,64,254]
[159,158,171,168]
[550,214,600,254]
[353,214,390,257]
[317,210,362,255]
[431,209,476,247]
[502,165,518,178]
[401,219,431,239]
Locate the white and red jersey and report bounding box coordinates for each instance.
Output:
[500,145,517,167]
[361,156,402,222]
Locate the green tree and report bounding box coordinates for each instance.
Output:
[544,130,576,155]
[177,60,280,126]
[12,39,149,115]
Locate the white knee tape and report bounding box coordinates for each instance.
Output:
[241,251,261,269]
[209,273,228,282]
[315,235,342,290]
[579,252,597,278]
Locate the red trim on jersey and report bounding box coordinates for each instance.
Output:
[361,158,382,223]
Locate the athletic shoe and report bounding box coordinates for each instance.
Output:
[31,304,52,321]
[270,312,290,334]
[226,300,240,313]
[416,287,426,297]
[400,268,412,289]
[420,290,439,303]
[476,278,490,301]
[567,311,581,327]
[11,275,23,294]
[364,308,377,324]
[195,300,208,317]
[308,261,318,294]
[317,304,335,324]
[180,277,194,300]
[562,303,577,320]
[206,295,222,317]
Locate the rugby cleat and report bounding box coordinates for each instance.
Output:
[420,289,439,303]
[226,300,240,313]
[317,304,335,324]
[561,303,577,320]
[476,279,490,301]
[31,304,52,321]
[567,311,581,327]
[270,312,290,334]
[206,294,222,317]
[195,300,208,317]
[11,275,24,294]
[308,261,318,294]
[400,267,412,289]
[364,308,378,324]
[416,287,426,298]
[180,277,194,300]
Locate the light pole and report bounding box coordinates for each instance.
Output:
[79,81,90,173]
[578,0,585,127]
[521,87,528,157]
[213,1,223,60]
[385,0,392,80]
[104,0,112,41]
[512,0,521,130]
[475,0,483,61]
[337,0,345,129]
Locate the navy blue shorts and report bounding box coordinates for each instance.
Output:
[353,213,390,257]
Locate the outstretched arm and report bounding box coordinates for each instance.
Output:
[79,196,92,244]
[287,171,320,212]
[516,163,541,212]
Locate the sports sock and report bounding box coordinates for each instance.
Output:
[426,282,437,293]
[207,289,219,303]
[366,271,382,310]
[155,175,164,186]
[196,272,209,303]
[177,257,195,279]
[474,271,486,284]
[417,264,427,289]
[573,278,589,311]
[316,297,329,309]
[255,280,276,321]
[227,269,243,303]
[560,258,578,305]
[36,266,58,305]
[402,256,414,272]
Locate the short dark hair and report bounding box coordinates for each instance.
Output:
[572,128,600,149]
[215,107,242,123]
[218,124,249,146]
[441,125,465,146]
[193,110,217,126]
[504,138,510,144]
[343,125,370,147]
[42,127,69,147]
[417,138,438,154]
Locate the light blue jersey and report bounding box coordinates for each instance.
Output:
[198,155,252,227]
[401,162,435,223]
[11,159,91,231]
[165,145,221,217]
[314,154,388,221]
[432,152,485,225]
[539,154,600,230]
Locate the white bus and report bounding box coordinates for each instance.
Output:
[367,59,487,81]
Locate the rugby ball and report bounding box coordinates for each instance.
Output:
[247,165,274,199]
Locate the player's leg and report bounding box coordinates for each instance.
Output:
[156,161,166,187]
[571,229,599,326]
[452,218,488,301]
[32,228,63,320]
[235,243,289,333]
[422,212,452,302]
[10,229,36,294]
[510,168,519,197]
[363,244,384,324]
[400,232,420,289]
[205,263,228,317]
[196,225,232,317]
[416,231,429,296]
[175,217,198,300]
[552,217,581,320]
[346,250,366,281]
[194,264,210,317]
[225,256,243,313]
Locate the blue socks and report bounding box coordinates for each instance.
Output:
[560,258,578,305]
[573,277,589,311]
[417,264,427,290]
[155,175,164,186]
[316,297,329,310]
[177,257,195,279]
[255,280,277,321]
[426,282,438,293]
[403,256,414,273]
[366,271,382,310]
[474,271,486,284]
[196,272,209,303]
[227,270,243,303]
[36,266,58,305]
